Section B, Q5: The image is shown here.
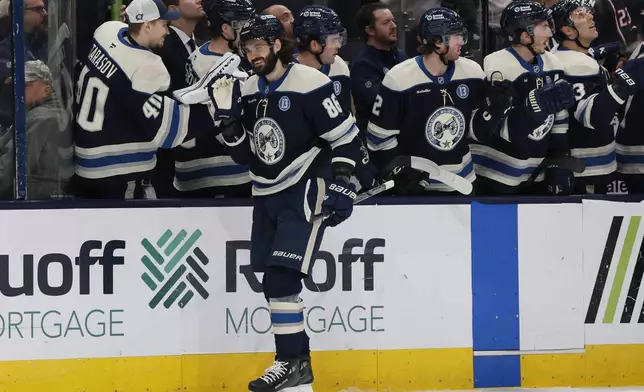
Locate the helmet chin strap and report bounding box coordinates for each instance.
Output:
[571,27,591,49]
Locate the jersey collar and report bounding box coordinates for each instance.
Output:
[258,62,294,94]
[292,55,331,75]
[415,55,455,85]
[506,47,545,74]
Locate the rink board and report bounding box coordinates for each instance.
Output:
[0,200,644,390]
[1,345,643,391]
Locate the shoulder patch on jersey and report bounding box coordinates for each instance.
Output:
[425,106,466,151]
[453,57,485,81]
[552,49,600,76]
[277,64,332,93]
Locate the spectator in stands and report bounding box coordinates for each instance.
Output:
[0,0,49,129]
[262,4,294,39]
[350,2,406,140]
[0,0,10,41]
[0,61,72,199]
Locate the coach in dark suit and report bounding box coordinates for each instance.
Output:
[150,0,205,198]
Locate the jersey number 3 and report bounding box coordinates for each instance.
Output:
[76,66,164,132]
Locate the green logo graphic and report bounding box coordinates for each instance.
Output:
[141,229,210,309]
[586,216,644,324]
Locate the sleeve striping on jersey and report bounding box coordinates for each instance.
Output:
[552,110,569,134]
[366,121,399,150]
[329,124,359,150]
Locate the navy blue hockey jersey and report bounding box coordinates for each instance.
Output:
[224,63,362,196]
[551,47,619,186]
[616,42,644,179]
[74,21,214,181]
[171,43,251,193]
[470,47,569,192]
[293,55,351,113]
[366,56,484,192]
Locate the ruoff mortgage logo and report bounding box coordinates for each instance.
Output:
[141,229,210,309]
[586,216,644,324]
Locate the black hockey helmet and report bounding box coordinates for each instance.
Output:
[501,0,554,43]
[551,0,595,45]
[418,7,468,47]
[240,14,285,46]
[293,5,347,48]
[207,0,256,36]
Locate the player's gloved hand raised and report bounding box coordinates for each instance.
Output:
[544,165,574,196]
[306,178,357,227]
[613,58,644,97]
[524,79,574,122]
[482,78,514,136]
[588,42,620,62]
[207,74,242,122]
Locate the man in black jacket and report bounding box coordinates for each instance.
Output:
[350,2,406,140]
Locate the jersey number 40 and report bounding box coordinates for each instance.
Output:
[76,66,164,132]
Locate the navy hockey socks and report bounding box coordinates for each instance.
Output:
[269,295,305,360]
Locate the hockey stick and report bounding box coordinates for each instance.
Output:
[383,156,474,195]
[173,52,241,105]
[524,155,587,186]
[310,180,395,223]
[355,180,395,204]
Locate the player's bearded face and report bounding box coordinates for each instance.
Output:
[245,40,279,76]
[530,20,553,54]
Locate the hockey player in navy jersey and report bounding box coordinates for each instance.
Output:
[171,0,254,197]
[210,14,362,392]
[614,42,644,193]
[293,5,379,191]
[551,0,635,193]
[366,8,487,195]
[73,0,219,199]
[470,1,576,195]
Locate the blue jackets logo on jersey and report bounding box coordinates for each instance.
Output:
[254,117,286,164]
[278,96,291,111]
[425,107,466,151]
[528,114,555,141]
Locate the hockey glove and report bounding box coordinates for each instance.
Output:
[307,178,357,227]
[481,79,514,136]
[544,165,574,196]
[613,58,644,97]
[207,74,243,122]
[382,162,429,196]
[353,143,379,190]
[588,42,620,62]
[524,79,575,122]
